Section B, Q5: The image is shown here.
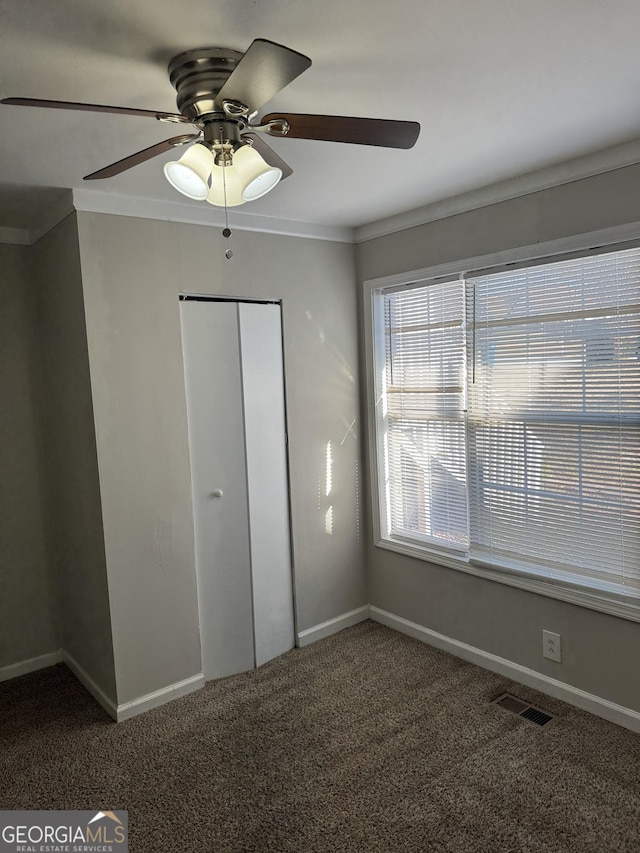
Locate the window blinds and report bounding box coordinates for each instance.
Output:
[381,281,469,549]
[376,245,640,604]
[467,249,640,599]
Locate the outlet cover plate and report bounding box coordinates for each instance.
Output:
[543,629,562,662]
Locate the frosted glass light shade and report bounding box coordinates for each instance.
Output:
[206,164,245,207]
[163,143,213,200]
[233,145,282,201]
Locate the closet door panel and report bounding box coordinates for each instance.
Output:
[180,301,255,679]
[239,303,295,666]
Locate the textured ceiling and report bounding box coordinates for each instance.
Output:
[2,0,640,232]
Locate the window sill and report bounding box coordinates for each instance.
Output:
[375,535,640,624]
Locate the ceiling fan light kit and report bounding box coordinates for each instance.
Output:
[163,139,282,205]
[1,38,421,208]
[207,163,245,207]
[233,144,282,201]
[163,142,212,200]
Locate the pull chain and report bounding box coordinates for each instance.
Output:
[222,159,232,260]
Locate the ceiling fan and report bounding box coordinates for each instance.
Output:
[1,38,420,208]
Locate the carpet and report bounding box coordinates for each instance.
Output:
[1,620,639,852]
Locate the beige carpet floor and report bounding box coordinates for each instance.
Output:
[1,620,639,852]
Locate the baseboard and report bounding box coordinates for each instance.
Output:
[7,608,637,733]
[370,606,640,735]
[61,650,119,721]
[296,605,370,648]
[64,652,204,722]
[0,650,63,683]
[60,652,203,722]
[115,674,205,722]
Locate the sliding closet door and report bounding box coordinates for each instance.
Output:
[180,299,294,681]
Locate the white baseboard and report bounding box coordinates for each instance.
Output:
[0,648,118,720]
[0,650,62,682]
[115,674,205,722]
[6,609,638,734]
[2,647,205,723]
[297,605,370,648]
[64,651,204,722]
[370,606,640,734]
[61,650,119,721]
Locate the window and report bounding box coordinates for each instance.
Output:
[370,246,640,613]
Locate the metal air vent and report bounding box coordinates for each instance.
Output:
[492,692,555,726]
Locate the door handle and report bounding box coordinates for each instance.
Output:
[210,489,224,498]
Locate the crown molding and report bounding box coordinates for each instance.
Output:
[71,188,354,243]
[0,188,354,245]
[0,226,31,245]
[354,138,640,243]
[0,191,75,246]
[4,135,640,248]
[30,191,76,243]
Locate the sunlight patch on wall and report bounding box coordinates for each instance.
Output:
[325,440,333,497]
[325,506,334,536]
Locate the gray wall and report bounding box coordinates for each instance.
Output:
[0,243,58,668]
[34,214,116,703]
[76,212,365,705]
[358,163,640,281]
[357,163,640,713]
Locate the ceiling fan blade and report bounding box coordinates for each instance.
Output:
[262,113,421,149]
[1,97,185,121]
[242,132,293,180]
[215,39,311,113]
[83,134,198,180]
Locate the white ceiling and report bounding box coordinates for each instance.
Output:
[2,0,640,234]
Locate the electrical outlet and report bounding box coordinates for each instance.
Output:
[542,630,562,662]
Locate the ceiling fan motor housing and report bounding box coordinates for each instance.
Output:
[168,47,244,120]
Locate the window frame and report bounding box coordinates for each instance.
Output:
[363,223,640,624]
